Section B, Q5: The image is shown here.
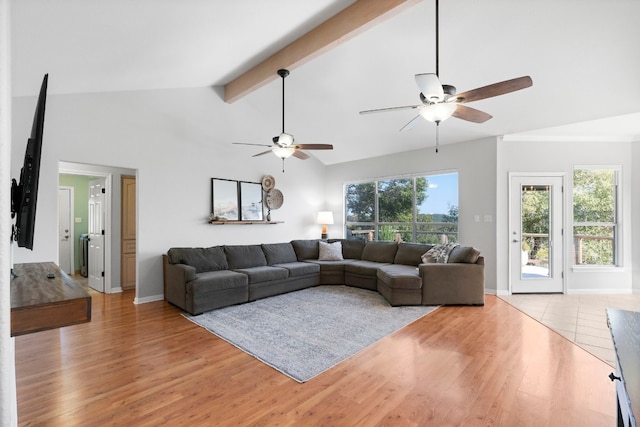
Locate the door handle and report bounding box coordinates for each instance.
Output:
[512,239,519,243]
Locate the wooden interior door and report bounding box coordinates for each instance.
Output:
[121,175,136,291]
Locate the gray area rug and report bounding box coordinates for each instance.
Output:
[184,285,438,382]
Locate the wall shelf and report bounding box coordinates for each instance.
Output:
[208,220,283,225]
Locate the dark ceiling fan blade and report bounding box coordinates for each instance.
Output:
[399,115,422,132]
[359,105,420,115]
[452,104,493,123]
[252,149,273,157]
[294,144,333,150]
[234,142,273,147]
[292,150,310,160]
[455,76,532,104]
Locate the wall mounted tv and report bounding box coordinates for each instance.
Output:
[10,74,48,250]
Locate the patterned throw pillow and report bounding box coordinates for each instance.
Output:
[421,243,460,263]
[318,241,344,261]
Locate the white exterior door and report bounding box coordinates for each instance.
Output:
[510,175,564,293]
[88,178,105,292]
[58,187,74,274]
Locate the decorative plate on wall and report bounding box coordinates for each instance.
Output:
[262,175,275,191]
[266,188,283,209]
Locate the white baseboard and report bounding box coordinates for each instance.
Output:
[134,294,164,304]
[566,288,633,295]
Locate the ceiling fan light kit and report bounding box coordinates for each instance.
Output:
[272,146,295,159]
[359,0,533,151]
[419,102,457,123]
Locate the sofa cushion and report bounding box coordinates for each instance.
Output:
[448,246,481,264]
[224,245,267,269]
[234,266,289,284]
[273,261,320,277]
[305,259,356,271]
[319,241,343,261]
[262,243,298,265]
[421,243,459,263]
[394,242,434,266]
[167,246,228,273]
[328,238,366,259]
[361,241,398,263]
[291,239,320,261]
[185,269,248,294]
[377,264,422,289]
[345,260,390,277]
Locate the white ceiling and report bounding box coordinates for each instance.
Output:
[11,0,640,165]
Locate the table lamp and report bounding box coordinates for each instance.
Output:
[317,211,334,239]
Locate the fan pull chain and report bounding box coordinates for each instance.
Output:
[435,121,440,153]
[281,158,285,173]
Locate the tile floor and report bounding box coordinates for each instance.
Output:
[499,293,640,366]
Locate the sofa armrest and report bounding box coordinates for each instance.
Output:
[419,262,485,305]
[163,257,197,310]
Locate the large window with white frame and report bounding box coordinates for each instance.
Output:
[345,172,458,243]
[572,167,620,266]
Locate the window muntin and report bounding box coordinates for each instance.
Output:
[572,168,618,266]
[345,172,458,243]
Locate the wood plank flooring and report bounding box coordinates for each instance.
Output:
[15,291,617,426]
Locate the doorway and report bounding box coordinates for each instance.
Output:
[59,162,138,294]
[509,174,564,293]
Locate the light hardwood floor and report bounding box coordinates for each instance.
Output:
[15,290,617,426]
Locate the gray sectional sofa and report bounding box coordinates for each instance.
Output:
[163,239,485,315]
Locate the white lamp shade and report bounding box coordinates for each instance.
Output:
[272,146,295,159]
[316,211,334,225]
[419,102,457,122]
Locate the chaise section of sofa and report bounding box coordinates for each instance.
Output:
[419,246,485,306]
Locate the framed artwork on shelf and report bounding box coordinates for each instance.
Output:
[240,181,264,221]
[211,178,239,220]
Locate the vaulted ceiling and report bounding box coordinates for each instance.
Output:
[11,0,640,165]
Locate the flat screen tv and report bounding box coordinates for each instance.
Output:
[11,74,48,250]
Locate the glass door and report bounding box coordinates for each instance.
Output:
[510,175,564,293]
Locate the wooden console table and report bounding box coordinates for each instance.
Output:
[10,262,91,336]
[607,308,639,427]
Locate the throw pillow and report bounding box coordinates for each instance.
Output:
[448,246,481,264]
[318,241,344,261]
[421,242,460,264]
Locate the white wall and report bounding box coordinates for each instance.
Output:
[11,87,327,301]
[325,137,498,292]
[633,142,640,293]
[496,137,634,294]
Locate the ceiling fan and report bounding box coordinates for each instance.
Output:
[359,0,533,150]
[234,69,333,172]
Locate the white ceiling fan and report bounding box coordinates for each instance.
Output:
[359,0,533,151]
[234,69,333,172]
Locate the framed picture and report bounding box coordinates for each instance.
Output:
[211,178,239,220]
[240,181,264,221]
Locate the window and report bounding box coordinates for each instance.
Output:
[345,172,458,243]
[572,168,619,266]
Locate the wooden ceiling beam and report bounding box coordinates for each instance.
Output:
[223,0,420,103]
